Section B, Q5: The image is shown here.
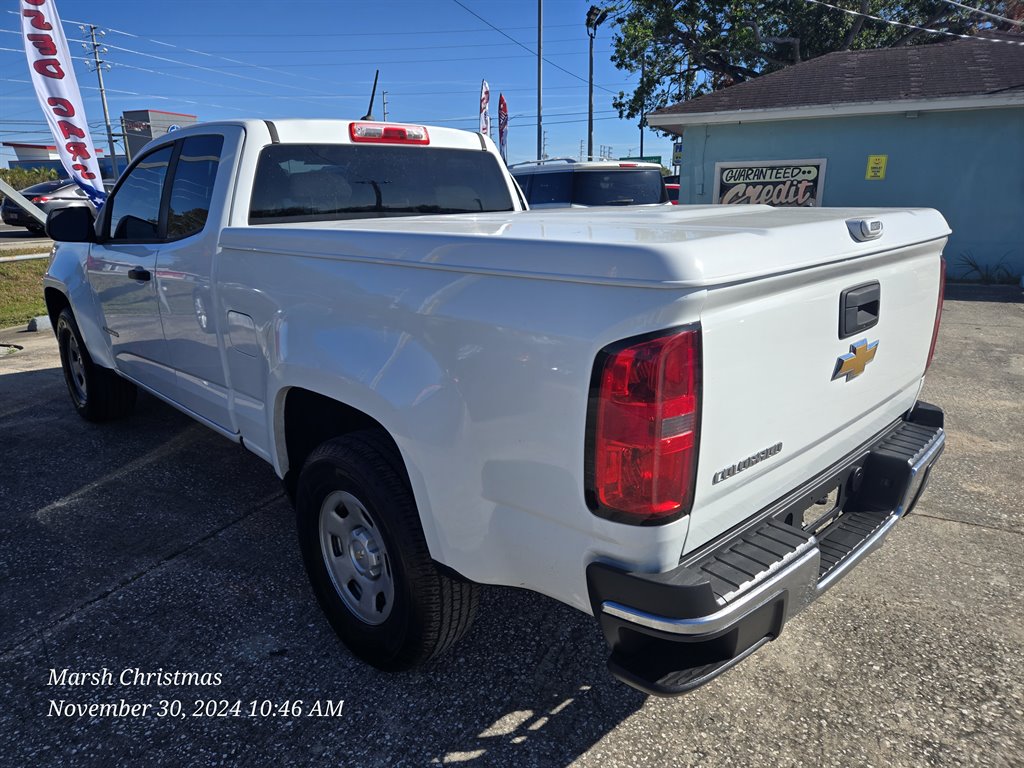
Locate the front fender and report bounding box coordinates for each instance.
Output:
[44,243,114,369]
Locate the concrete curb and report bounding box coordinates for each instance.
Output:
[0,252,49,263]
[26,315,51,333]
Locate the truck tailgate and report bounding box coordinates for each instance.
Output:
[686,237,945,552]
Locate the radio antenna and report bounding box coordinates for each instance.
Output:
[361,70,380,121]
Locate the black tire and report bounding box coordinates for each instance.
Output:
[296,431,479,670]
[56,307,137,422]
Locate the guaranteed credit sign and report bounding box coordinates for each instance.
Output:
[713,159,826,207]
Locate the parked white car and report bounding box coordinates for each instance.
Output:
[43,119,948,695]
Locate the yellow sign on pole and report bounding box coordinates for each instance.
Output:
[866,154,888,180]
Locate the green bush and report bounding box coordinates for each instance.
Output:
[0,167,61,202]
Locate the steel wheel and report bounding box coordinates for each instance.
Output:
[65,329,88,406]
[318,490,395,625]
[55,306,137,422]
[296,431,479,669]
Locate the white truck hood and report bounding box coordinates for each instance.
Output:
[220,205,950,289]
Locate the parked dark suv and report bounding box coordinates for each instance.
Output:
[2,179,114,234]
[509,159,668,209]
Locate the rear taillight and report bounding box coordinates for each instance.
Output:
[31,195,49,203]
[587,327,701,524]
[349,122,429,145]
[925,257,945,372]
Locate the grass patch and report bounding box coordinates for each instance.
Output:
[0,259,48,328]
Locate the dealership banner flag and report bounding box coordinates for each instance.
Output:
[498,93,508,163]
[479,79,490,137]
[21,0,107,206]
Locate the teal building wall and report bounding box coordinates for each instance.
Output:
[680,107,1024,280]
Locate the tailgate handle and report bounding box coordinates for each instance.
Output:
[839,282,880,339]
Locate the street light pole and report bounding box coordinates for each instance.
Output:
[537,0,543,161]
[588,25,594,160]
[585,6,608,161]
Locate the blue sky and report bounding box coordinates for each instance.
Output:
[1,0,676,169]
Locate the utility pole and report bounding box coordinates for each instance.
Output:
[382,91,389,122]
[585,6,608,162]
[119,115,132,163]
[639,58,645,159]
[537,0,543,160]
[81,24,118,177]
[579,139,584,161]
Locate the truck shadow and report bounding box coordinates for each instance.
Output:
[1,365,649,766]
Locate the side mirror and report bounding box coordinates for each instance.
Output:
[46,206,97,243]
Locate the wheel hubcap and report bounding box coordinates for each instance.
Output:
[66,331,87,404]
[318,490,394,625]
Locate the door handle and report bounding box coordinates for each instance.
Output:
[127,266,151,282]
[839,281,880,338]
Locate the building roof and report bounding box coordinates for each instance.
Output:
[648,33,1024,128]
[2,142,105,154]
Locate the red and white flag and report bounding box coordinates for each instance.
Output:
[479,79,491,137]
[21,0,107,205]
[498,94,508,163]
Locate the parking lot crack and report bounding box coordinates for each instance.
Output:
[911,511,1023,539]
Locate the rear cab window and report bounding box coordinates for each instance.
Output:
[249,145,514,224]
[572,170,667,206]
[526,172,572,206]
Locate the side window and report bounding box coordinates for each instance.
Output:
[107,145,173,241]
[167,135,224,239]
[528,171,571,205]
[514,173,531,200]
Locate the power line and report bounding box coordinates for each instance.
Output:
[0,75,635,101]
[3,12,628,102]
[450,0,617,94]
[106,36,593,55]
[0,46,275,116]
[80,21,377,89]
[802,0,1024,45]
[4,15,352,96]
[940,0,1024,27]
[133,49,614,69]
[70,38,342,95]
[92,23,583,38]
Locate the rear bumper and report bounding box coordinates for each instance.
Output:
[587,401,945,696]
[1,206,32,227]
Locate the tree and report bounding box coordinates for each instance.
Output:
[609,1,1011,124]
[0,167,59,202]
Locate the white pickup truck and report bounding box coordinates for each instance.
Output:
[43,119,948,695]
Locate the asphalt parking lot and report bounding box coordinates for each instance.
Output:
[0,222,50,250]
[1,286,1022,767]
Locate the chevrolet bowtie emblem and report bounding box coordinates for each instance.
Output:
[832,338,879,381]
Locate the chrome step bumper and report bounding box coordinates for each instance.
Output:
[587,402,946,696]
